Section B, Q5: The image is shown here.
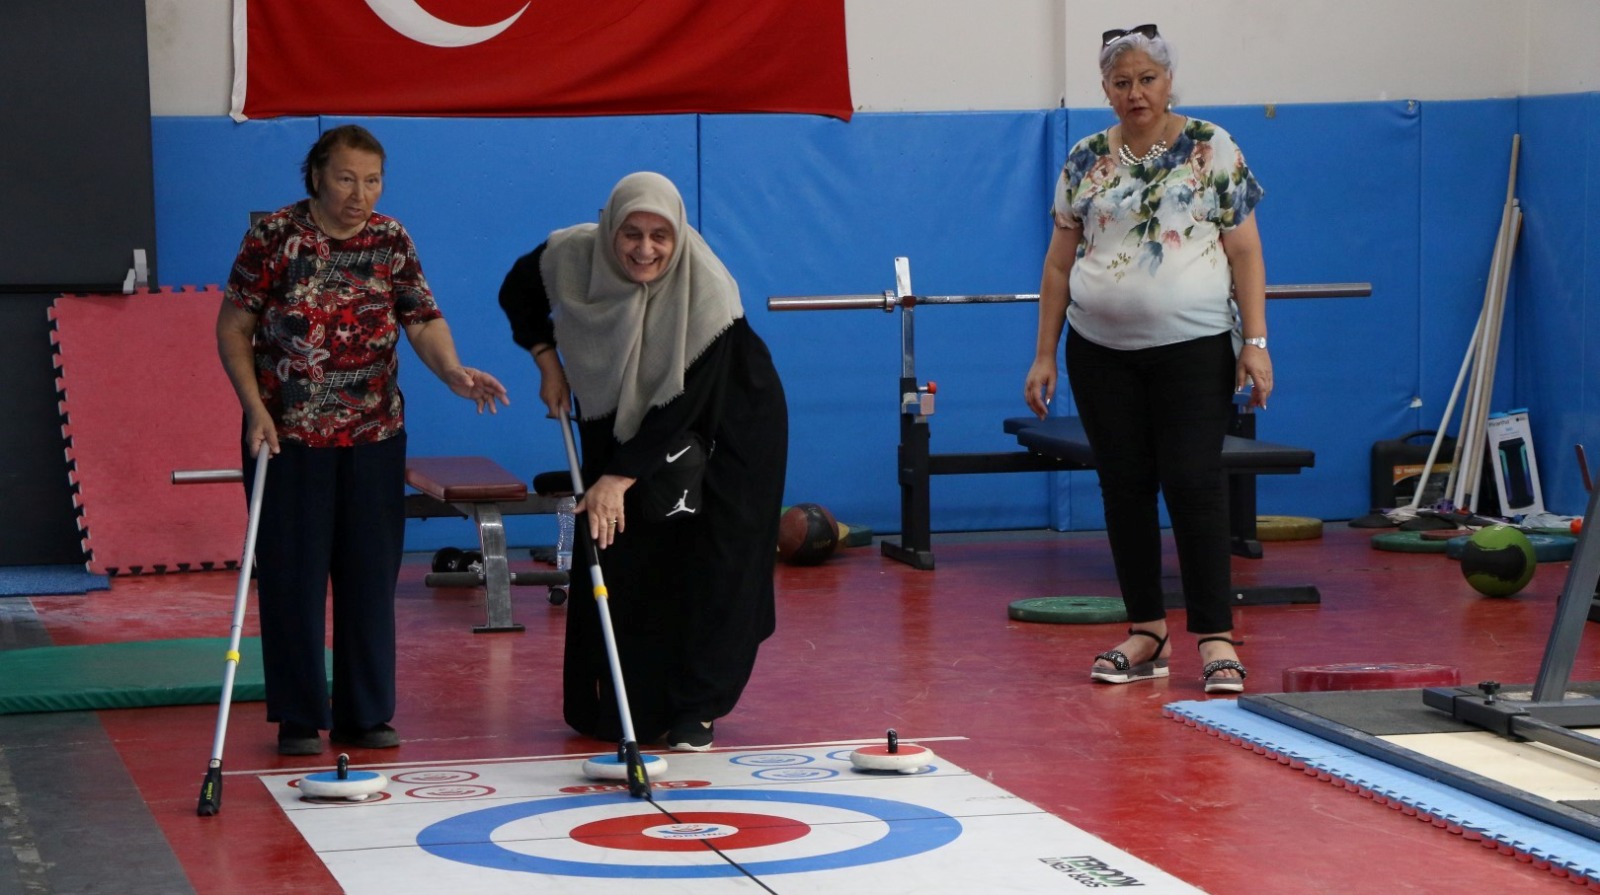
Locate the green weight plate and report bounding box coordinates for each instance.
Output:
[1445,533,1576,562]
[1007,596,1127,625]
[1369,531,1450,553]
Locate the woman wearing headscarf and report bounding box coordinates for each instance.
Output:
[499,172,788,750]
[1023,25,1267,694]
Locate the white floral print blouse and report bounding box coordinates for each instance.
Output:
[1054,117,1264,351]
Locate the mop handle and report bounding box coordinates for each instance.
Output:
[558,417,643,749]
[208,452,269,765]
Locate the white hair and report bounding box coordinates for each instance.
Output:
[1098,32,1176,81]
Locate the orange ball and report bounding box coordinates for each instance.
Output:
[1573,517,1584,535]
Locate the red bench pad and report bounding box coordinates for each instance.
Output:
[406,456,527,502]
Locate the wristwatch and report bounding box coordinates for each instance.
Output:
[1243,337,1268,350]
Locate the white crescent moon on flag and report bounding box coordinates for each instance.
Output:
[364,0,530,48]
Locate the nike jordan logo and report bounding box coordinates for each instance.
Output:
[666,445,692,463]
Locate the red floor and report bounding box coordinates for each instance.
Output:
[16,525,1596,893]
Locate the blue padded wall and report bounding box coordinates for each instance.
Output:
[1418,99,1521,451]
[1516,94,1600,515]
[151,116,320,288]
[144,95,1597,552]
[699,111,1055,535]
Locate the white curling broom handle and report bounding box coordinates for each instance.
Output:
[209,452,269,766]
[559,418,642,748]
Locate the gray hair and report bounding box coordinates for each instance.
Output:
[1098,32,1176,81]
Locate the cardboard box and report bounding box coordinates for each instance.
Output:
[1486,409,1544,517]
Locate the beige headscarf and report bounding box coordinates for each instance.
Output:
[540,172,743,442]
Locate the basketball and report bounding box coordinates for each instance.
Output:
[1459,524,1536,597]
[778,503,839,566]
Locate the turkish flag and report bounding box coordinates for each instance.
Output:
[231,0,852,120]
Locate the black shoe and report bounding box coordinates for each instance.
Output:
[667,719,713,752]
[329,723,401,749]
[277,722,322,756]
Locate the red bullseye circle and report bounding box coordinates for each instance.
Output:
[570,811,810,852]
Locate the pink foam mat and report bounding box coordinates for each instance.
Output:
[50,286,245,575]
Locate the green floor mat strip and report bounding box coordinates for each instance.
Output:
[0,637,323,714]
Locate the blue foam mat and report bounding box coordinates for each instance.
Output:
[1166,699,1600,881]
[0,565,111,597]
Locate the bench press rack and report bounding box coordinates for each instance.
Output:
[770,257,1370,606]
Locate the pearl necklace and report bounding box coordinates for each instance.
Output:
[1118,139,1168,166]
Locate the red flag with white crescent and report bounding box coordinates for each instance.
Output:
[231,0,852,121]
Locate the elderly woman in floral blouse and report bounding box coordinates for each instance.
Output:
[1023,24,1267,695]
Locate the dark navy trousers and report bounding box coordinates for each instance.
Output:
[244,431,406,731]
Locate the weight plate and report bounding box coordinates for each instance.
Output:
[1445,533,1576,562]
[1256,515,1323,541]
[1369,531,1449,553]
[836,522,875,548]
[1418,527,1468,541]
[1007,596,1127,625]
[1283,662,1461,693]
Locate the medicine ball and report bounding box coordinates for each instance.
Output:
[778,503,839,566]
[1459,524,1536,597]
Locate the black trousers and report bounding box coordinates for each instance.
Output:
[244,432,406,731]
[1065,328,1236,635]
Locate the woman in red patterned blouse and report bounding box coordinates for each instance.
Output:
[218,124,509,756]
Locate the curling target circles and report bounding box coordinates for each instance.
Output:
[581,752,669,781]
[416,788,962,878]
[849,742,935,773]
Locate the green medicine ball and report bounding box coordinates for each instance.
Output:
[1459,524,1536,597]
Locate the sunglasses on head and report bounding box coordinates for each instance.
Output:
[1102,24,1159,46]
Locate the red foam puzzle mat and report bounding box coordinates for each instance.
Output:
[50,287,245,575]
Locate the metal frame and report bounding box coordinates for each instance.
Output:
[173,467,567,633]
[768,257,1371,584]
[1423,482,1600,758]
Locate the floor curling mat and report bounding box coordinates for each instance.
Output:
[1166,698,1600,885]
[259,742,1206,893]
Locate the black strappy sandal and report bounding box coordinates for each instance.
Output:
[1198,635,1247,694]
[1091,629,1170,684]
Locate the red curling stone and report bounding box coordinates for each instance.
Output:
[1282,662,1461,693]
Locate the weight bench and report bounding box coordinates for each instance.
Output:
[1004,414,1316,557]
[404,456,568,633]
[173,457,569,632]
[882,411,1320,606]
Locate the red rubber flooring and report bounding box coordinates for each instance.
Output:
[7,525,1594,893]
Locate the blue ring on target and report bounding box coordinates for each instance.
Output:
[416,788,962,878]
